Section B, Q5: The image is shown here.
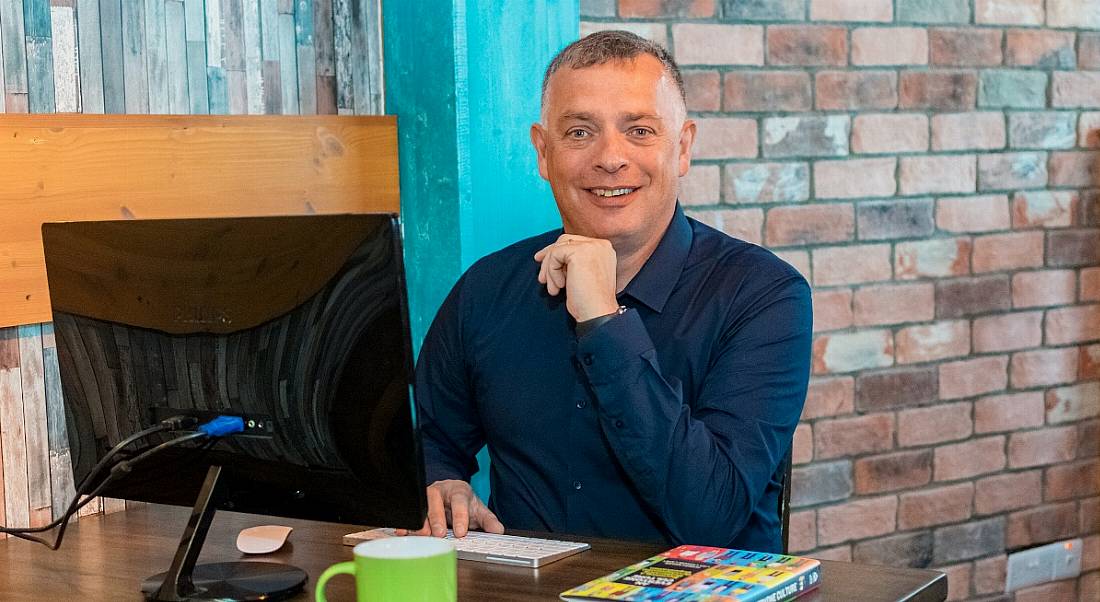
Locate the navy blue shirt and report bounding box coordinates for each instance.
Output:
[414,206,812,552]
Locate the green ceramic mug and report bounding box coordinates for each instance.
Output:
[315,536,456,602]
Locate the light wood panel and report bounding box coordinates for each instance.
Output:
[0,113,399,329]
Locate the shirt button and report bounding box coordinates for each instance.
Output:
[572,480,582,490]
[576,399,587,409]
[614,419,624,428]
[582,354,594,366]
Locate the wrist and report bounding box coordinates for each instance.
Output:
[575,305,627,338]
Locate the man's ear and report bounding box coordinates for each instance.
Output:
[677,119,696,177]
[530,123,550,181]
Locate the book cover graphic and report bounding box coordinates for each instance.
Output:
[560,546,820,602]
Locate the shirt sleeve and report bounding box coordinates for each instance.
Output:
[575,272,812,546]
[413,275,484,484]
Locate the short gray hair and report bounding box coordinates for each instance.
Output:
[541,30,686,108]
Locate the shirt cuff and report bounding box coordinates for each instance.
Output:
[575,309,655,386]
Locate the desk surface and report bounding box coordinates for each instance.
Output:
[0,504,946,601]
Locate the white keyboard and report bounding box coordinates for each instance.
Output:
[343,527,590,568]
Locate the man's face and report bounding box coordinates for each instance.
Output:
[531,55,696,248]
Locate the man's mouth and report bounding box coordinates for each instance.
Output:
[588,187,638,198]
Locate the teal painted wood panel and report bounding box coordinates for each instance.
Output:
[99,0,126,113]
[145,0,170,113]
[76,0,105,113]
[121,0,149,112]
[166,0,189,114]
[26,37,56,113]
[2,0,30,96]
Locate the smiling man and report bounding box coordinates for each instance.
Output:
[411,31,812,552]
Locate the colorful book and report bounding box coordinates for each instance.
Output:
[560,545,821,602]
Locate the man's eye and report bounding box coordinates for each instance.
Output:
[567,129,590,139]
[631,128,652,136]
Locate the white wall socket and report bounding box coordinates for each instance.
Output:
[1005,538,1083,592]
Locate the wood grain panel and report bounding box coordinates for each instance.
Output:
[0,114,398,328]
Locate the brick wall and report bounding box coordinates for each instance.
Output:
[581,1,1098,600]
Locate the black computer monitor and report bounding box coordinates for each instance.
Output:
[41,214,427,601]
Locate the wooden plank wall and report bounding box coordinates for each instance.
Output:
[0,0,384,535]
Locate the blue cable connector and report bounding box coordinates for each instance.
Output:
[197,416,246,437]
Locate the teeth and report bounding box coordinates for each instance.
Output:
[592,188,635,197]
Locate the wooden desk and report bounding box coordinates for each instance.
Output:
[0,505,946,601]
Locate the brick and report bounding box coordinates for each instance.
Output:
[692,118,757,160]
[853,532,933,569]
[1049,152,1100,188]
[898,482,974,530]
[813,329,894,374]
[1047,229,1100,268]
[1046,382,1100,424]
[1083,498,1100,533]
[812,288,853,333]
[792,423,813,465]
[935,435,1007,481]
[762,115,848,158]
[765,204,854,247]
[975,392,1045,433]
[723,71,810,112]
[942,563,972,602]
[975,470,1042,514]
[619,0,714,18]
[1086,533,1100,570]
[899,402,972,447]
[979,70,1048,109]
[972,231,1045,273]
[1010,112,1077,150]
[580,0,615,17]
[1012,270,1077,308]
[1081,420,1100,459]
[932,112,1006,151]
[936,194,1009,233]
[723,162,809,204]
[672,24,763,66]
[810,0,890,21]
[791,460,852,507]
[895,321,971,364]
[857,199,934,241]
[896,238,972,280]
[767,25,847,67]
[1082,34,1100,70]
[1080,344,1100,380]
[682,70,720,112]
[1011,347,1079,388]
[933,517,1006,564]
[851,113,929,154]
[1047,305,1100,345]
[788,509,816,553]
[931,28,1003,67]
[1008,426,1077,468]
[973,555,1007,595]
[679,164,720,206]
[1084,269,1100,303]
[803,375,855,419]
[1079,573,1098,602]
[854,449,932,494]
[940,355,1008,399]
[973,312,1043,353]
[686,209,764,244]
[814,158,896,200]
[579,22,669,48]
[1016,580,1077,602]
[1083,112,1100,148]
[853,283,934,326]
[817,496,897,546]
[775,249,810,278]
[936,275,1011,318]
[1005,29,1076,69]
[1012,190,1077,228]
[1047,0,1100,28]
[813,244,892,287]
[1046,459,1100,502]
[901,156,977,196]
[1053,72,1100,109]
[851,27,928,66]
[977,152,1047,191]
[856,367,939,414]
[900,71,978,111]
[897,0,970,24]
[814,413,894,459]
[975,0,1043,25]
[720,0,804,21]
[815,71,897,111]
[1006,502,1079,548]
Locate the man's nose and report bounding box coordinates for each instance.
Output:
[594,133,628,173]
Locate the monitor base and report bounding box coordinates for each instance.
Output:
[142,561,307,601]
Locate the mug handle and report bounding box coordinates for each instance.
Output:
[315,561,356,602]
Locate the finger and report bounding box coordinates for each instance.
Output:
[476,506,505,534]
[410,517,431,537]
[450,494,471,538]
[426,487,448,538]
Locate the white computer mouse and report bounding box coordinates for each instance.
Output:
[236,525,293,555]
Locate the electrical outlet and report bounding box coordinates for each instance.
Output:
[1005,539,1082,592]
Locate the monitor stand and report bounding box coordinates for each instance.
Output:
[141,465,308,601]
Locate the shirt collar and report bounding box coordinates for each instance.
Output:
[619,203,693,314]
